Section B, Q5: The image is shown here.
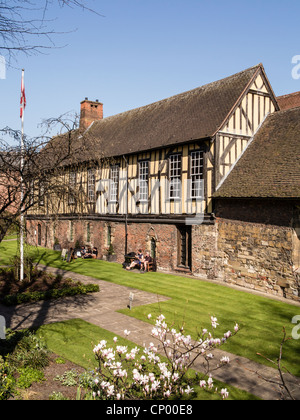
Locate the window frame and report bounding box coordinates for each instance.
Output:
[38,181,45,207]
[138,160,149,202]
[87,168,96,203]
[70,220,74,241]
[169,154,182,200]
[109,164,120,203]
[69,171,77,205]
[190,150,204,199]
[86,222,91,243]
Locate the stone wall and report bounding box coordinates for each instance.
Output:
[192,223,221,279]
[216,219,299,301]
[213,198,300,301]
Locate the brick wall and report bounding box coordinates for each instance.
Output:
[26,199,300,302]
[26,218,178,271]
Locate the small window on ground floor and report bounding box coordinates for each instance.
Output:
[177,225,192,269]
[37,224,42,247]
[86,222,91,243]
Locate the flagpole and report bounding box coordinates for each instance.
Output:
[20,69,25,282]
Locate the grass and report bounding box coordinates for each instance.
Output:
[1,240,300,377]
[36,318,259,400]
[2,234,18,241]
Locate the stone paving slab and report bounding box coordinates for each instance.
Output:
[0,265,299,400]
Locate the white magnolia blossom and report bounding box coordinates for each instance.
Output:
[90,314,239,400]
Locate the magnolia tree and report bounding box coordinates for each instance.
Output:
[89,315,239,400]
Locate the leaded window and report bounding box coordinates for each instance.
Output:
[110,165,119,202]
[69,171,76,204]
[190,150,204,198]
[139,161,149,201]
[169,154,181,199]
[87,169,95,202]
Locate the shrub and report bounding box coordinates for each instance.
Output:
[2,283,100,306]
[5,330,50,370]
[55,357,66,365]
[54,369,79,387]
[8,255,35,282]
[0,356,15,400]
[16,367,45,389]
[0,330,49,399]
[49,391,70,400]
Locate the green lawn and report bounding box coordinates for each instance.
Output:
[1,240,300,377]
[2,234,18,241]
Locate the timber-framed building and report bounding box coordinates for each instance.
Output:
[26,63,300,301]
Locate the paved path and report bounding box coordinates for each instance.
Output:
[0,265,299,400]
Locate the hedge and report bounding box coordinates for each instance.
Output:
[1,284,100,306]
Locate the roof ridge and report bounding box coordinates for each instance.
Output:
[95,63,263,125]
[277,90,300,99]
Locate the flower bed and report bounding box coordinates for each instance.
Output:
[0,268,99,306]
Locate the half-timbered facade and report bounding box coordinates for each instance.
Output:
[26,63,300,301]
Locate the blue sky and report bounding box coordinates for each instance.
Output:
[1,0,300,141]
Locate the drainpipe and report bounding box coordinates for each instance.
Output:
[123,156,128,255]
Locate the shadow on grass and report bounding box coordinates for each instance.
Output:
[1,241,300,378]
[0,244,100,334]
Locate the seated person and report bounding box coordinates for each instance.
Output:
[80,246,87,258]
[91,247,98,259]
[126,249,144,270]
[141,252,153,272]
[83,247,93,259]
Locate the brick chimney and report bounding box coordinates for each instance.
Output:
[80,98,103,130]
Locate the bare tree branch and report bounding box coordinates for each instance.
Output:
[0,114,94,243]
[0,0,103,61]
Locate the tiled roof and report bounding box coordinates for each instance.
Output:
[55,64,262,163]
[214,107,300,199]
[277,91,300,110]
